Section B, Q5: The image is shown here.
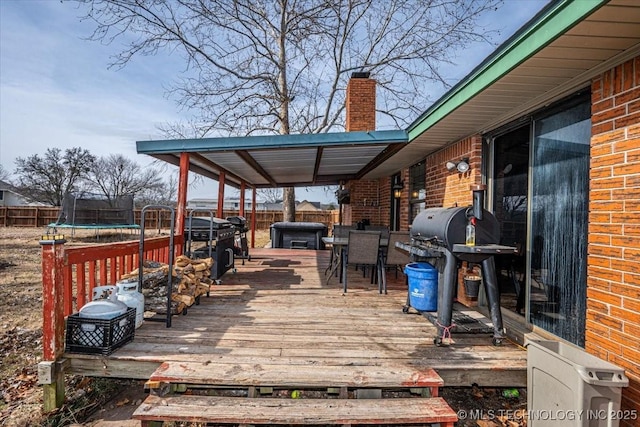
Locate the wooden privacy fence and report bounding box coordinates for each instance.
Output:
[0,206,338,229]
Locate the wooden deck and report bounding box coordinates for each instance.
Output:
[65,248,527,388]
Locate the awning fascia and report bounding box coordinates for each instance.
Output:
[137,130,408,154]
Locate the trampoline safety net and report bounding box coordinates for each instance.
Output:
[55,194,135,226]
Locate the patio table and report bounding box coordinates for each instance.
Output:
[322,236,388,285]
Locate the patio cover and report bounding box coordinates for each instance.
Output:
[136,130,408,189]
[137,0,640,187]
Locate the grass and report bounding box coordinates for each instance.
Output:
[0,226,272,426]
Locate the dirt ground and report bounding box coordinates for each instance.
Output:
[0,226,527,427]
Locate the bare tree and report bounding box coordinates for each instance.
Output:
[257,188,283,204]
[135,173,179,208]
[85,154,164,204]
[13,147,96,206]
[77,0,500,220]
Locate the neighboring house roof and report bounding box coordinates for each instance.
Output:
[0,179,26,198]
[296,200,322,211]
[0,179,43,206]
[137,0,639,185]
[0,179,18,192]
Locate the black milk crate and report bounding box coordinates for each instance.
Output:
[65,307,136,356]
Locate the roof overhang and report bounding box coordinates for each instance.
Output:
[137,130,408,189]
[370,0,640,178]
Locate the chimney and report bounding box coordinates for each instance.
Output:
[345,72,376,132]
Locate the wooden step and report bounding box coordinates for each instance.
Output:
[133,394,458,426]
[147,361,444,396]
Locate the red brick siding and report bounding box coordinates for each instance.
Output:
[343,178,392,226]
[399,168,411,231]
[589,56,640,423]
[345,78,376,132]
[424,135,484,208]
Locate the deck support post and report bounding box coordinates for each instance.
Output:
[39,235,67,411]
[38,359,68,411]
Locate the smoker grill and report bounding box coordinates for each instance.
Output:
[185,216,236,280]
[400,185,518,346]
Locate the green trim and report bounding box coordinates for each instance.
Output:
[137,130,408,154]
[407,0,607,141]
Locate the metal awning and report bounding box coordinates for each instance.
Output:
[136,130,408,189]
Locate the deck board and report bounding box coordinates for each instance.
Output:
[148,361,444,389]
[65,248,527,387]
[133,394,458,426]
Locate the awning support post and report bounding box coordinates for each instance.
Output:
[239,182,246,217]
[251,187,257,248]
[175,153,189,242]
[217,172,225,219]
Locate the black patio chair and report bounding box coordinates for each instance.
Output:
[342,230,385,294]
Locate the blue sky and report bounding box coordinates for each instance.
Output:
[0,0,549,203]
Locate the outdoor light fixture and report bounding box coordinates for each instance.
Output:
[446,158,470,173]
[392,180,404,199]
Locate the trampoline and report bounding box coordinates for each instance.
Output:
[48,193,140,238]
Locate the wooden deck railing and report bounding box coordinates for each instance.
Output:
[40,234,184,362]
[63,235,184,315]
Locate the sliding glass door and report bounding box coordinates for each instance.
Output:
[529,98,590,346]
[490,93,590,346]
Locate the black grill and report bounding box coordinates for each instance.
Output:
[185,217,236,280]
[401,186,517,346]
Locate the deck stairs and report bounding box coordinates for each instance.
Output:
[132,360,458,426]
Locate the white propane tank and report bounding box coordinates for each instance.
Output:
[92,285,120,302]
[116,282,144,328]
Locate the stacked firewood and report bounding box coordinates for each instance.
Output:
[172,255,214,306]
[118,256,213,316]
[119,261,179,315]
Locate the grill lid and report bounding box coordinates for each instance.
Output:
[410,207,499,252]
[186,217,232,230]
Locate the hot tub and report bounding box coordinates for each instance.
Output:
[270,222,328,250]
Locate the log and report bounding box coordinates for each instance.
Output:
[144,300,185,316]
[172,293,195,306]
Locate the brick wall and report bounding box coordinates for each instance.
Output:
[342,73,385,225]
[588,56,640,424]
[345,76,376,132]
[424,135,483,208]
[343,178,391,226]
[398,169,411,231]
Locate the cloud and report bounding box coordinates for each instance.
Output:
[0,0,184,168]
